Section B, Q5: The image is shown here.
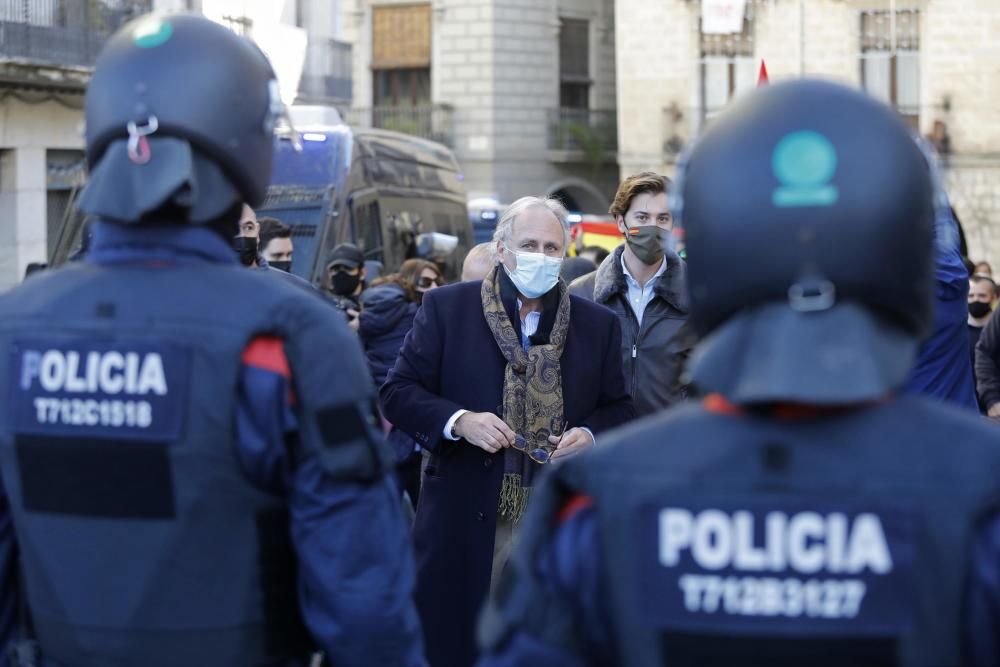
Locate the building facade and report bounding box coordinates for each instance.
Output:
[0,0,350,291]
[0,1,150,290]
[616,0,1000,263]
[338,0,620,213]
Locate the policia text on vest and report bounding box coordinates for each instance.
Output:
[14,343,186,438]
[643,499,914,634]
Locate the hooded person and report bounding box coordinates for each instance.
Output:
[478,79,1000,667]
[0,13,422,666]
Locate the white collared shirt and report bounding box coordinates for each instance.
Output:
[443,299,539,439]
[622,253,667,325]
[442,297,593,446]
[518,298,541,351]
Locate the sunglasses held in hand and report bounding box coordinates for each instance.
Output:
[511,421,568,464]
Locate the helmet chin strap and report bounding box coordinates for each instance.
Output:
[127,116,158,165]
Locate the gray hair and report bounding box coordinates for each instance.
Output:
[491,196,571,259]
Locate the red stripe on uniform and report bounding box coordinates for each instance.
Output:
[703,393,889,421]
[241,336,291,378]
[703,393,743,416]
[556,494,594,525]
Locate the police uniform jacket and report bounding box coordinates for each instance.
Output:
[479,396,1000,667]
[0,223,425,667]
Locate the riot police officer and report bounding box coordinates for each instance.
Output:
[0,14,423,667]
[477,79,1000,667]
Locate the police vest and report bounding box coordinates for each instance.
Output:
[565,398,1000,667]
[0,259,374,667]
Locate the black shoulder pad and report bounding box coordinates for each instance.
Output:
[312,398,391,482]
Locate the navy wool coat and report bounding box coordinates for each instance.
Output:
[359,283,419,388]
[381,277,634,667]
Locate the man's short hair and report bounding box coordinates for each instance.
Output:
[609,172,671,220]
[462,242,495,281]
[257,217,291,253]
[581,245,610,266]
[492,196,570,252]
[971,273,998,298]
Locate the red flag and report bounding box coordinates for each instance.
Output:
[757,59,769,86]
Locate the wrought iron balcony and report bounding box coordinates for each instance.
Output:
[341,105,454,147]
[0,0,152,70]
[547,108,618,162]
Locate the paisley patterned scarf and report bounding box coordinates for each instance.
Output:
[481,266,570,522]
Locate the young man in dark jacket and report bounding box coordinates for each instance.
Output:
[569,173,692,416]
[974,283,1000,417]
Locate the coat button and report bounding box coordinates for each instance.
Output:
[483,457,493,468]
[476,512,485,521]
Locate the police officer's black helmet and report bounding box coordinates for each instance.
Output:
[78,13,282,224]
[673,79,936,405]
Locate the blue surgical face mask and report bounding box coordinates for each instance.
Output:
[503,245,563,298]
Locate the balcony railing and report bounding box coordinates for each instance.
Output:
[547,108,618,160]
[299,38,352,104]
[0,0,152,69]
[341,105,454,147]
[660,96,924,161]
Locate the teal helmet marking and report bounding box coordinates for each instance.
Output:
[772,130,839,208]
[133,17,174,48]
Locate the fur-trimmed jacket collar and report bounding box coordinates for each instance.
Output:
[589,244,689,313]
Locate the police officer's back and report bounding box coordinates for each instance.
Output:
[0,15,423,667]
[477,80,1000,667]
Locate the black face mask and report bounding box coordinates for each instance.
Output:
[969,301,993,319]
[234,236,258,266]
[269,260,292,273]
[331,271,361,296]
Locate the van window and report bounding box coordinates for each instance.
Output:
[355,201,384,261]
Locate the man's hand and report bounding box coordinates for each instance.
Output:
[454,412,516,453]
[549,427,594,461]
[346,308,360,332]
[989,403,1000,419]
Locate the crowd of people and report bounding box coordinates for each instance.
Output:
[285,163,1000,667]
[3,12,1000,667]
[101,93,1000,667]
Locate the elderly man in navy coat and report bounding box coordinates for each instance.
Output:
[381,195,634,667]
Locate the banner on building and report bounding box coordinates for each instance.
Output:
[702,0,748,34]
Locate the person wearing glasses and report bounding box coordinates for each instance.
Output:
[478,80,1000,667]
[569,172,692,417]
[381,195,634,667]
[397,258,443,302]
